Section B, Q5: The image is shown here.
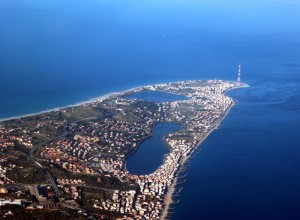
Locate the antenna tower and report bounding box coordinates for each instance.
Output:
[237,64,241,84]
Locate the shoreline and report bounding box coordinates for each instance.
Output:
[0,86,142,123]
[160,84,244,220]
[0,80,248,219]
[0,80,248,123]
[0,93,113,123]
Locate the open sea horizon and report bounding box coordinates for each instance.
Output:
[1,0,300,219]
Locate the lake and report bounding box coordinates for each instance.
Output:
[126,122,182,175]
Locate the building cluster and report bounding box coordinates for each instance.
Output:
[0,162,15,185]
[0,198,25,207]
[39,117,154,176]
[57,178,85,200]
[0,127,29,148]
[133,177,165,219]
[0,112,70,152]
[44,79,234,219]
[79,118,151,157]
[0,138,14,149]
[40,143,95,174]
[94,190,136,214]
[0,80,242,220]
[116,80,237,219]
[61,185,82,201]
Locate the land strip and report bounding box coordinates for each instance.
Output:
[0,80,247,220]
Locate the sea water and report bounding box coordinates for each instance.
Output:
[2,0,299,119]
[0,0,300,219]
[172,80,300,219]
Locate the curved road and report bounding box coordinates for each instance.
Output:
[29,117,96,219]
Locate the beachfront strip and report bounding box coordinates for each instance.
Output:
[0,80,245,219]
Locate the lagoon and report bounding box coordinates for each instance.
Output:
[126,122,182,175]
[126,90,185,175]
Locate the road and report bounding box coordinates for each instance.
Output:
[28,117,97,218]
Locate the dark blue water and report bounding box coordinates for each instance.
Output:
[1,0,300,219]
[1,0,299,119]
[172,81,300,220]
[126,123,182,175]
[128,91,187,102]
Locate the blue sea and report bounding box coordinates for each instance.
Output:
[1,0,300,219]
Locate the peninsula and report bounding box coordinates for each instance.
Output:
[0,80,247,219]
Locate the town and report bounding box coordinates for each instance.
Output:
[0,80,245,219]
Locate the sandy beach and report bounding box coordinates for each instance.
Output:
[0,86,143,123]
[161,150,193,219]
[0,81,248,123]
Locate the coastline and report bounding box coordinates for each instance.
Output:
[0,81,248,123]
[160,84,244,220]
[0,86,142,123]
[0,93,113,123]
[0,80,248,219]
[0,80,177,122]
